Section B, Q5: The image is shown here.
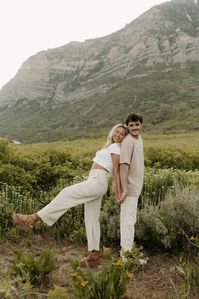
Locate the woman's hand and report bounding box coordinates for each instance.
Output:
[116,193,122,204]
[115,190,127,204]
[119,190,128,204]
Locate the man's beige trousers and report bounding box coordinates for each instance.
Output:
[120,196,138,251]
[37,169,108,251]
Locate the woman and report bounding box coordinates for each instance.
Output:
[12,123,127,265]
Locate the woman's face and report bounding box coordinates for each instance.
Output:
[112,127,126,143]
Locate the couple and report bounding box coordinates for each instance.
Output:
[12,112,144,265]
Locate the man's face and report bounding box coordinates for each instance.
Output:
[128,121,142,138]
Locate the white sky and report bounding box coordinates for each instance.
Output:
[0,0,168,89]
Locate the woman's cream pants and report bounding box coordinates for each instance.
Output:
[37,169,108,251]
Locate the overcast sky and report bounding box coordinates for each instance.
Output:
[0,0,169,89]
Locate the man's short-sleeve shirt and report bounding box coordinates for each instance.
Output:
[120,134,144,196]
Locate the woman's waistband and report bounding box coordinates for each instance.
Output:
[89,169,109,176]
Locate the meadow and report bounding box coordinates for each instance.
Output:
[0,132,198,298]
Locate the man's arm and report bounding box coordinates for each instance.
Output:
[120,163,129,203]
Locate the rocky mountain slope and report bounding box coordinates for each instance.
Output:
[0,0,199,143]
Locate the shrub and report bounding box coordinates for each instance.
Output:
[70,247,139,299]
[173,242,199,298]
[101,173,199,249]
[0,276,32,299]
[141,167,199,206]
[160,185,199,235]
[0,182,42,236]
[145,145,199,170]
[0,139,13,163]
[12,249,56,285]
[0,164,35,192]
[100,194,120,247]
[48,286,69,299]
[136,184,199,250]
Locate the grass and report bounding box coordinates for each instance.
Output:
[14,131,199,155]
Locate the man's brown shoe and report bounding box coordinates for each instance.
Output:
[80,250,103,267]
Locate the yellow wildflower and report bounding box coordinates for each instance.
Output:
[103,247,112,253]
[115,258,124,266]
[127,271,134,280]
[70,272,79,277]
[80,280,89,287]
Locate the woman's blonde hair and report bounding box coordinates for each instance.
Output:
[103,123,128,148]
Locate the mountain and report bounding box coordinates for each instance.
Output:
[0,0,199,143]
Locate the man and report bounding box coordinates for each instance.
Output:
[119,112,144,255]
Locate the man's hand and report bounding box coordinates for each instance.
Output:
[118,190,128,204]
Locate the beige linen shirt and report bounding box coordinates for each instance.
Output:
[120,134,144,196]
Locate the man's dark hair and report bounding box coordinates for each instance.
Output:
[125,112,143,125]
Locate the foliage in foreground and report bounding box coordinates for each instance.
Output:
[0,275,32,299]
[12,249,56,285]
[48,286,69,299]
[70,247,145,299]
[171,237,199,298]
[0,241,198,299]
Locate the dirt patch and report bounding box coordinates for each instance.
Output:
[0,234,198,299]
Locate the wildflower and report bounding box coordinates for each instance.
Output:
[80,280,89,287]
[103,247,112,253]
[70,272,79,277]
[127,271,134,280]
[115,258,124,266]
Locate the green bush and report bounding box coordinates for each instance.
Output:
[173,243,199,298]
[136,184,199,250]
[0,137,198,196]
[0,182,43,236]
[100,194,120,247]
[1,168,198,252]
[145,145,199,170]
[0,143,90,193]
[100,170,199,248]
[48,286,69,299]
[70,248,139,299]
[0,164,35,192]
[0,276,32,299]
[0,139,14,163]
[12,249,56,285]
[0,180,86,241]
[140,167,196,205]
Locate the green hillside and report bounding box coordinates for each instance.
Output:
[0,62,198,143]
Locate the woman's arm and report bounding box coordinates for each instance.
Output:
[111,153,122,203]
